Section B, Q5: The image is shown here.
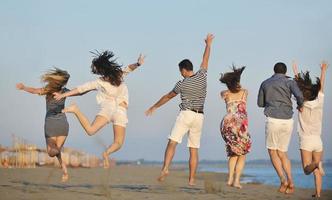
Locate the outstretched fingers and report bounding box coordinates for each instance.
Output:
[53,92,63,101]
[292,60,299,76]
[145,107,155,116]
[138,53,146,66]
[16,83,25,90]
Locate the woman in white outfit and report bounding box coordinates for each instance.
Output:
[292,61,328,198]
[54,50,145,168]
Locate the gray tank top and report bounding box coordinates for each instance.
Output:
[45,88,69,119]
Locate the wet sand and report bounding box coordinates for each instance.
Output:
[0,165,331,200]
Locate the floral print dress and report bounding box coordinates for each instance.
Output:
[220,91,251,157]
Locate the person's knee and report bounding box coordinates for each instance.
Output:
[48,152,56,157]
[303,166,311,175]
[113,141,123,149]
[48,149,60,157]
[303,165,315,175]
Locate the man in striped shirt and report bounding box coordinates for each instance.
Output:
[145,33,214,186]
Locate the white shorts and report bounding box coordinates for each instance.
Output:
[169,110,204,148]
[98,104,128,127]
[299,135,323,152]
[265,117,293,152]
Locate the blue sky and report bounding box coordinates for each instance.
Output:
[0,0,331,161]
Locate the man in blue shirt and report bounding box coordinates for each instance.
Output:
[258,62,303,194]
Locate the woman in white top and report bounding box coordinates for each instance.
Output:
[292,61,328,198]
[54,50,145,168]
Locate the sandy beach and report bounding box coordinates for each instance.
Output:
[0,165,331,200]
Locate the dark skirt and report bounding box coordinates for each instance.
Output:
[44,116,69,138]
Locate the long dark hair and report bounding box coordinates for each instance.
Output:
[90,50,123,86]
[219,65,245,93]
[294,71,321,101]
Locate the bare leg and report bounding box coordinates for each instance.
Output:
[318,161,325,176]
[227,156,238,186]
[63,103,108,136]
[277,150,294,194]
[301,150,316,175]
[313,151,323,197]
[55,136,68,182]
[46,137,60,157]
[233,155,246,189]
[103,125,126,168]
[158,139,177,182]
[268,149,288,193]
[188,147,198,186]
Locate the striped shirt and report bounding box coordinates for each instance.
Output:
[172,68,207,111]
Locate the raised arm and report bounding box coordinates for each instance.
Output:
[145,91,177,116]
[16,83,43,95]
[292,60,299,78]
[123,54,145,76]
[320,61,328,93]
[200,33,214,70]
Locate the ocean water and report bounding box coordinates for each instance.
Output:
[198,162,332,190]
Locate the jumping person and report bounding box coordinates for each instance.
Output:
[54,51,145,168]
[219,66,251,189]
[145,34,214,186]
[16,68,71,182]
[292,61,328,198]
[257,62,304,194]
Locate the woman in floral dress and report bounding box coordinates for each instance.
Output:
[219,66,251,189]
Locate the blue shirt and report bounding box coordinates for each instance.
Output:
[257,74,304,119]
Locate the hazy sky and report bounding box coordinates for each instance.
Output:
[0,0,331,161]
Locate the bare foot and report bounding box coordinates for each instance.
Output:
[188,179,196,186]
[62,103,78,113]
[278,181,288,193]
[285,184,295,194]
[227,178,233,186]
[61,173,69,182]
[232,182,242,189]
[318,162,325,176]
[103,152,110,169]
[157,170,169,182]
[312,194,321,198]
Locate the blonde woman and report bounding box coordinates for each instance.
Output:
[16,68,71,182]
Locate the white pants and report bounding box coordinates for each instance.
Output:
[169,110,204,148]
[265,117,293,152]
